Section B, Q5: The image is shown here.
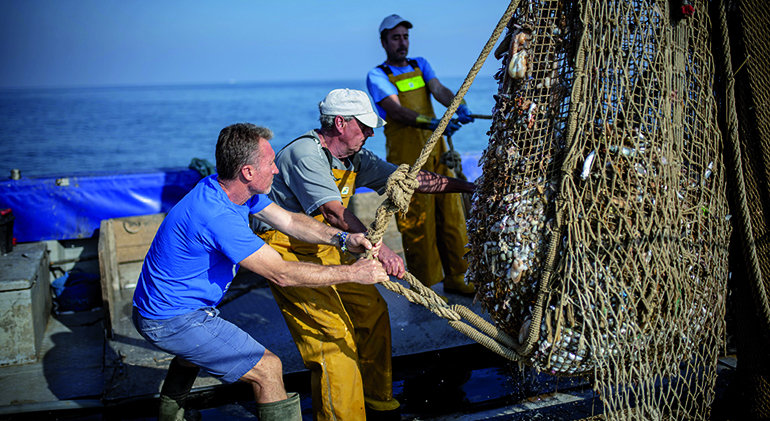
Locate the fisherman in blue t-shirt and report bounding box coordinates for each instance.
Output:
[367,14,477,297]
[132,123,389,421]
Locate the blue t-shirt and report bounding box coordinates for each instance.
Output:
[133,175,271,319]
[366,57,437,119]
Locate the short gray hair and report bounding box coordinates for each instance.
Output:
[319,114,355,131]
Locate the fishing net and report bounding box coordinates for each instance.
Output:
[465,0,731,419]
[716,0,770,418]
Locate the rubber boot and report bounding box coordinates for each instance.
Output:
[158,357,200,421]
[365,396,402,421]
[256,392,302,421]
[443,275,475,296]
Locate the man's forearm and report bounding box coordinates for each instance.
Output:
[282,212,340,246]
[268,259,353,287]
[428,78,457,108]
[416,170,474,194]
[240,246,386,288]
[379,95,420,127]
[321,205,369,234]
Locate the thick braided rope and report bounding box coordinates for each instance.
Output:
[384,164,418,215]
[364,0,525,361]
[377,273,525,361]
[716,0,770,329]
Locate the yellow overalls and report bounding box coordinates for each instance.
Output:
[260,139,395,420]
[379,60,470,289]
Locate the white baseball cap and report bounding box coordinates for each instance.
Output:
[379,14,412,35]
[319,89,386,129]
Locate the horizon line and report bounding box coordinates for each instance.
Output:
[0,72,496,92]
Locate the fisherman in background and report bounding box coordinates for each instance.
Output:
[131,123,389,421]
[258,88,474,420]
[367,14,477,296]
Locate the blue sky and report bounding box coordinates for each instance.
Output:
[0,1,507,89]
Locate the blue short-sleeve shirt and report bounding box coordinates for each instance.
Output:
[366,57,437,119]
[133,175,271,319]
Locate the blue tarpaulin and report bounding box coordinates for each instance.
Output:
[0,153,481,243]
[0,169,203,242]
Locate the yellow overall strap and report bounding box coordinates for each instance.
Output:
[379,60,435,131]
[261,145,359,265]
[380,61,442,166]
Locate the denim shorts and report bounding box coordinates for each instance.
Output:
[132,306,266,384]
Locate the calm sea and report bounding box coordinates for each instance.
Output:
[0,77,497,179]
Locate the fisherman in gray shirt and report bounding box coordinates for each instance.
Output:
[257,88,474,421]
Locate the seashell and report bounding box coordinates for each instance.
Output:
[527,102,538,128]
[581,150,596,180]
[518,318,532,344]
[507,50,528,79]
[508,268,522,283]
[514,32,529,51]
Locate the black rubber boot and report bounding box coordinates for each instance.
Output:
[255,392,302,421]
[365,405,402,421]
[158,357,200,421]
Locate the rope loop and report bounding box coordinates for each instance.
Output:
[385,164,419,215]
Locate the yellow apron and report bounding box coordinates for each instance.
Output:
[261,149,395,420]
[379,61,470,288]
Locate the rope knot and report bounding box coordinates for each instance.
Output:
[386,164,419,215]
[440,150,463,170]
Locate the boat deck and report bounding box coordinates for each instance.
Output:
[0,266,614,420]
[0,269,738,421]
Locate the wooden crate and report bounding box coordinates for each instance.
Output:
[0,242,51,365]
[98,213,165,338]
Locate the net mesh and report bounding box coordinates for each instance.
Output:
[466,1,731,419]
[720,0,770,418]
